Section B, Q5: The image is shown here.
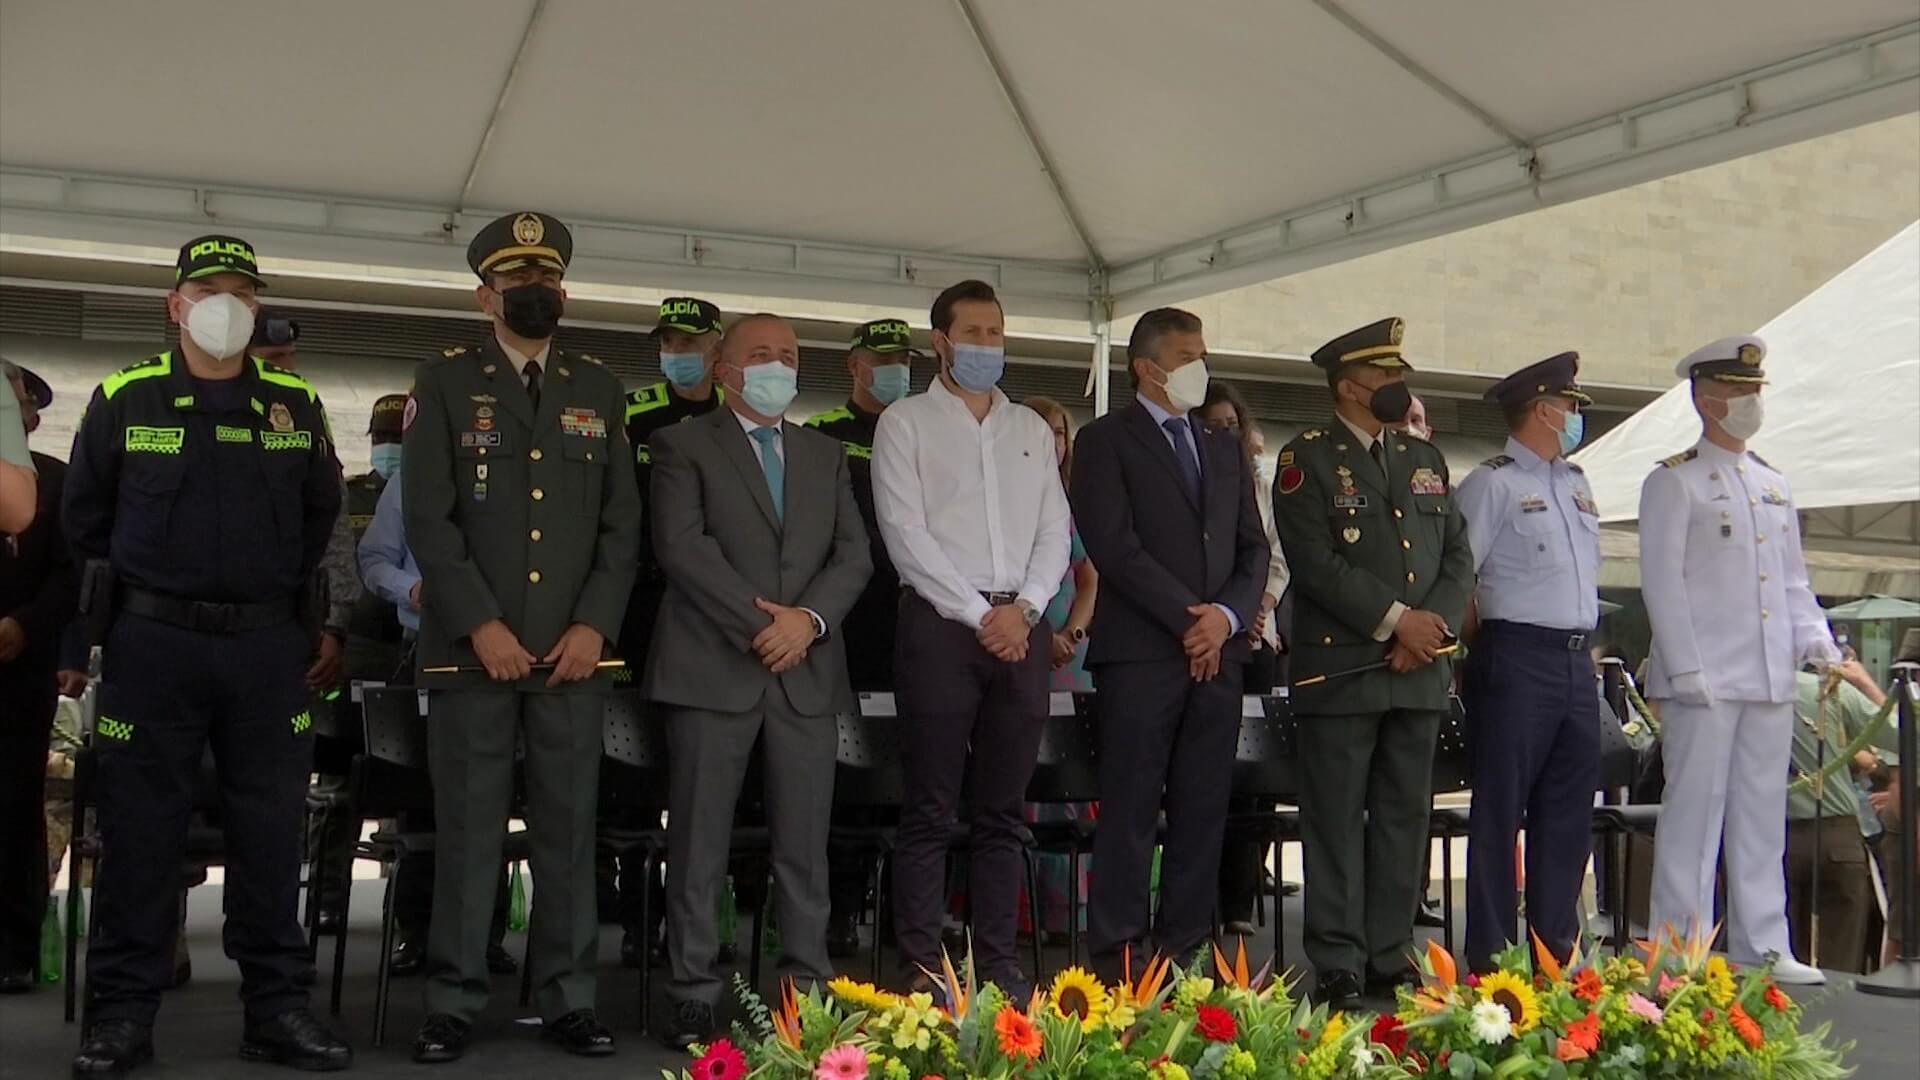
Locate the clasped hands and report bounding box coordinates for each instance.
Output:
[752,597,816,674]
[1387,609,1451,674]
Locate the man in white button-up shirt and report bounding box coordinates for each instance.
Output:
[872,279,1070,998]
[1641,334,1839,986]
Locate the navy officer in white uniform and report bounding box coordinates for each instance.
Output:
[1641,335,1837,985]
[1456,351,1601,974]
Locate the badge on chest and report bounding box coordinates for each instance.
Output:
[559,407,606,438]
[1409,467,1446,495]
[1519,494,1548,514]
[1571,489,1597,516]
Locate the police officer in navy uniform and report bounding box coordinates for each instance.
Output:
[63,235,352,1074]
[1270,317,1473,1011]
[803,318,915,956]
[1454,352,1601,974]
[608,295,726,965]
[403,211,641,1062]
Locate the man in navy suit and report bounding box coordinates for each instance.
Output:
[1071,308,1270,981]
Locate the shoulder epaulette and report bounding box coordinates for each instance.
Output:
[1658,448,1699,469]
[441,345,468,359]
[804,406,854,428]
[253,357,318,403]
[624,382,670,421]
[1747,451,1772,469]
[576,352,603,366]
[1297,428,1325,442]
[100,351,172,400]
[1481,455,1514,470]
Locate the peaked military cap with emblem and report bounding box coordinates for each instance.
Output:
[652,296,723,337]
[1676,334,1766,384]
[466,211,572,279]
[176,233,269,288]
[850,318,913,355]
[1310,317,1411,374]
[1485,351,1593,410]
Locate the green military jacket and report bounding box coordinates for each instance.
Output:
[1272,419,1473,716]
[401,337,643,692]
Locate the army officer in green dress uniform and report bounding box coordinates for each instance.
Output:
[1271,317,1473,1011]
[401,211,643,1063]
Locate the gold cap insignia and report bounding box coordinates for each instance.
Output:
[1738,344,1761,366]
[1388,319,1404,346]
[512,213,545,246]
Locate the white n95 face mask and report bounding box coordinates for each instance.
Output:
[183,293,256,359]
[1159,359,1211,414]
[1720,394,1764,440]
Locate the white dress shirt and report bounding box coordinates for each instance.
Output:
[1252,462,1290,647]
[495,335,550,388]
[732,407,785,465]
[1639,438,1837,704]
[873,376,1072,629]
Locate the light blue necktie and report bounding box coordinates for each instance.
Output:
[750,426,784,522]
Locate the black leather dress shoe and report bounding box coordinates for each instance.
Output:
[486,944,519,975]
[0,968,34,994]
[1366,965,1420,996]
[619,930,645,969]
[238,1008,352,1071]
[664,1001,715,1052]
[543,1009,616,1056]
[1314,969,1363,1012]
[73,1019,154,1076]
[412,1014,470,1065]
[388,939,425,977]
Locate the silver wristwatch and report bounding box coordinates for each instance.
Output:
[1014,599,1042,627]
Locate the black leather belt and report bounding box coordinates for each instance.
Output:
[1482,619,1591,652]
[980,591,1019,606]
[121,586,296,634]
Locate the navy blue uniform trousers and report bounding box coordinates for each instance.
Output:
[1462,620,1599,973]
[86,614,312,1025]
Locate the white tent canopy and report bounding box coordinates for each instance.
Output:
[1571,221,1920,554]
[3,0,1918,407]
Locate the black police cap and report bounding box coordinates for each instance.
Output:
[1484,351,1592,409]
[176,234,268,288]
[653,297,723,337]
[851,318,913,355]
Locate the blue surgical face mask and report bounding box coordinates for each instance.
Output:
[868,363,911,405]
[369,444,402,479]
[949,342,1004,393]
[739,361,798,418]
[1554,409,1585,455]
[660,351,707,390]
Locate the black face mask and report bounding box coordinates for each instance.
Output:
[496,283,564,339]
[1363,379,1412,425]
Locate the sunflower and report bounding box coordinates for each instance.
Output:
[827,976,899,1014]
[1047,967,1113,1032]
[1476,970,1541,1034]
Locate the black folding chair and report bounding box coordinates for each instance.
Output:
[1427,695,1473,949]
[830,699,908,981]
[1022,693,1100,967]
[1221,694,1300,972]
[343,687,532,1047]
[594,691,669,1033]
[1589,686,1660,954]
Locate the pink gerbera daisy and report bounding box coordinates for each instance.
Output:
[815,1043,868,1080]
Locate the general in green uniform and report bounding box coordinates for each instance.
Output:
[401,211,642,1063]
[1271,317,1473,1011]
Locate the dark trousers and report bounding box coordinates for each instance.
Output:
[424,689,601,1024]
[1786,816,1872,973]
[1300,707,1440,978]
[1461,622,1598,972]
[86,615,312,1026]
[393,807,508,946]
[890,592,1048,983]
[0,661,55,974]
[1087,659,1241,977]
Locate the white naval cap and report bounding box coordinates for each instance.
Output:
[1675,335,1767,383]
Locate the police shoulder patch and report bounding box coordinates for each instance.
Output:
[804,406,853,428]
[1658,448,1699,469]
[1482,455,1514,470]
[101,351,174,399]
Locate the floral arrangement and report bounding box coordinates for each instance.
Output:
[669,931,1852,1079]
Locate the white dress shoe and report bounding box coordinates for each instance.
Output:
[1768,957,1827,985]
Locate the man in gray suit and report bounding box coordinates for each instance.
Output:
[645,313,872,1049]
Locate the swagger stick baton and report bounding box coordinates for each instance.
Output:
[1294,639,1461,687]
[419,659,628,675]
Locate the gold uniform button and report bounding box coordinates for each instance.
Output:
[1737,465,1746,473]
[1750,498,1758,506]
[1760,572,1769,582]
[585,451,594,461]
[1755,534,1764,544]
[529,448,543,461]
[477,447,488,456]
[1322,635,1333,645]
[1406,571,1416,583]
[1761,608,1769,619]
[1400,539,1411,550]
[528,570,542,584]
[1393,509,1404,520]
[531,488,545,501]
[530,529,542,542]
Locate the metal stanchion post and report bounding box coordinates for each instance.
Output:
[1857,635,1920,998]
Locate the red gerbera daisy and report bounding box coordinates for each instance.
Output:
[690,1038,747,1080]
[1563,1012,1601,1054]
[1195,1004,1237,1043]
[1369,1014,1408,1056]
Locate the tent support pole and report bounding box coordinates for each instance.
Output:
[1091,299,1113,417]
[456,0,549,212]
